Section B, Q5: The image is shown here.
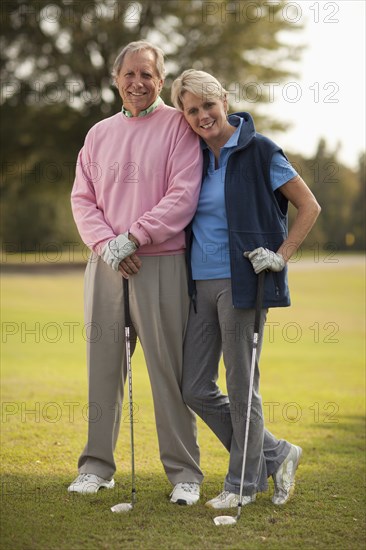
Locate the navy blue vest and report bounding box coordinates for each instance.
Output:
[187,112,291,309]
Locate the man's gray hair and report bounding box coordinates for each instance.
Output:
[112,40,165,81]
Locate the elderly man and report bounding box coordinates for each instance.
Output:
[69,41,203,504]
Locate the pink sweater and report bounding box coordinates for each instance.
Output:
[71,103,203,256]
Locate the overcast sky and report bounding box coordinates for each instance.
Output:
[262,0,365,169]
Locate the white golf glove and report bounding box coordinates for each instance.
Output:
[101,232,137,272]
[244,247,285,274]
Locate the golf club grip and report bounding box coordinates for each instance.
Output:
[123,278,131,328]
[254,271,265,334]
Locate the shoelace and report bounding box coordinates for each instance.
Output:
[77,473,97,482]
[180,482,198,493]
[216,491,253,502]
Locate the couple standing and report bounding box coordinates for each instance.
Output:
[69,41,320,509]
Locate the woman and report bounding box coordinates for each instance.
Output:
[171,70,321,509]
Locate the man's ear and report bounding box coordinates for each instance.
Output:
[113,72,120,88]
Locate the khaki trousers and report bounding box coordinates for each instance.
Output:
[78,254,203,485]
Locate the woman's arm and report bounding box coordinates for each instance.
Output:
[277,175,321,262]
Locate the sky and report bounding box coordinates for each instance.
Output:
[262,0,365,169]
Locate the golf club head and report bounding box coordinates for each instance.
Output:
[111,502,133,513]
[213,515,237,526]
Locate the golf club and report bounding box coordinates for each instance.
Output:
[214,270,265,526]
[111,277,136,513]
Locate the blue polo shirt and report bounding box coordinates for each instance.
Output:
[191,116,297,280]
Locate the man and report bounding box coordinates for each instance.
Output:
[69,41,203,505]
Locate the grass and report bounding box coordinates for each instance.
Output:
[1,255,365,549]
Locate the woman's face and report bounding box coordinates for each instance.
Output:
[181,91,228,145]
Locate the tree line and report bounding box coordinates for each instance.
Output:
[1,0,364,254]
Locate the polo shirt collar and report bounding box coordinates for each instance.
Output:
[201,115,244,150]
[121,96,163,117]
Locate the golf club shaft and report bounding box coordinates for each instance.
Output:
[124,278,136,505]
[237,270,265,519]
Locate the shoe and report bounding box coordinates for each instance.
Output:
[272,444,302,505]
[205,490,256,509]
[67,473,115,494]
[170,482,200,505]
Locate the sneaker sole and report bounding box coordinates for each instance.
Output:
[272,446,302,505]
[205,495,256,509]
[68,479,115,494]
[171,498,199,506]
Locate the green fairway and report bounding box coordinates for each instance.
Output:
[1,256,365,549]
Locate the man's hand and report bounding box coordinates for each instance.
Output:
[119,253,142,279]
[101,233,137,271]
[244,247,285,274]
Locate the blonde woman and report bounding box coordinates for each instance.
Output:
[171,70,320,509]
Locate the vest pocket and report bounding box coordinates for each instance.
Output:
[229,231,290,307]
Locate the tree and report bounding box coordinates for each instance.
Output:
[310,139,360,251]
[287,139,364,252]
[1,0,303,115]
[0,0,305,250]
[350,152,366,250]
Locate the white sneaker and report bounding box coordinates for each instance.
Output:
[205,490,256,509]
[170,482,200,505]
[67,473,115,494]
[272,444,302,505]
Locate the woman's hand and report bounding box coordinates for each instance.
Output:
[244,248,285,274]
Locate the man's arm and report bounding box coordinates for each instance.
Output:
[71,147,117,254]
[129,122,203,247]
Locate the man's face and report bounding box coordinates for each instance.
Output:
[115,49,164,116]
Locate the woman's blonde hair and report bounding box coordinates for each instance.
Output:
[171,69,227,111]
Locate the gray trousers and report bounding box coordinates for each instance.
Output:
[78,254,203,486]
[182,279,290,495]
